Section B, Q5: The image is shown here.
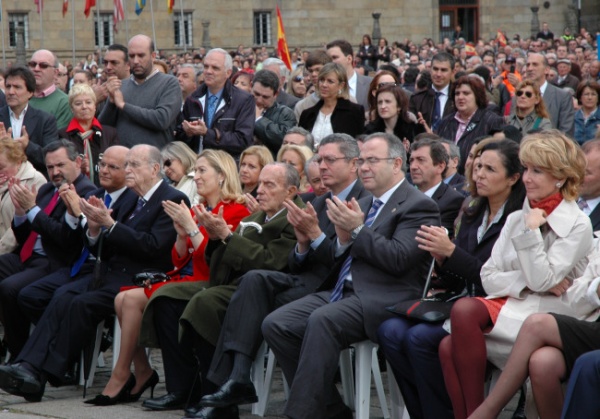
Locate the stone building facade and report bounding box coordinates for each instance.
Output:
[0,0,597,65]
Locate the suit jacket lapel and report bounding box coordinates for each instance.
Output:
[370,180,408,230]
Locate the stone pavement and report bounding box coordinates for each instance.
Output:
[0,347,519,418]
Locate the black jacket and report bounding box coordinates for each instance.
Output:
[299,98,365,140]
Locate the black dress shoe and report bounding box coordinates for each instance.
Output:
[142,391,189,411]
[183,405,239,419]
[199,379,257,407]
[0,363,44,401]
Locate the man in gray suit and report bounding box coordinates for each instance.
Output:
[326,39,372,111]
[262,132,440,419]
[525,53,575,136]
[192,134,369,417]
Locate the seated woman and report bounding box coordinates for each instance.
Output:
[505,80,552,134]
[365,84,421,142]
[439,130,593,419]
[161,141,200,205]
[59,83,118,186]
[231,71,253,94]
[574,80,600,145]
[298,62,365,148]
[277,144,313,194]
[0,139,46,258]
[365,70,400,122]
[377,140,525,419]
[84,149,249,406]
[286,67,307,99]
[239,145,273,197]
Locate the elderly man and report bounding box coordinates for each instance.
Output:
[178,64,200,105]
[251,70,296,157]
[282,127,315,151]
[99,35,181,148]
[192,134,369,418]
[0,144,187,401]
[139,162,301,415]
[0,140,95,358]
[440,139,466,194]
[262,57,300,110]
[551,59,580,91]
[262,133,440,419]
[27,49,72,129]
[178,48,254,160]
[0,66,59,174]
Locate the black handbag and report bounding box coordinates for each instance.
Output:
[132,271,171,287]
[386,258,466,323]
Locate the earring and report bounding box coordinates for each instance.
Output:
[556,182,562,188]
[338,89,342,95]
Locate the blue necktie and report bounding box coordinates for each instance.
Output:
[206,95,218,128]
[330,199,384,302]
[71,194,112,277]
[432,91,442,128]
[128,197,146,220]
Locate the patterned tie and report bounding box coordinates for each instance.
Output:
[128,197,146,220]
[432,91,442,128]
[330,199,384,302]
[20,190,60,262]
[578,198,590,214]
[71,194,112,277]
[205,95,219,128]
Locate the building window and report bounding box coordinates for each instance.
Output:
[254,11,271,46]
[9,13,29,48]
[94,13,113,48]
[173,11,193,47]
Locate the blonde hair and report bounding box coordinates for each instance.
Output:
[515,80,550,119]
[239,145,274,170]
[276,144,314,192]
[317,63,350,100]
[68,83,96,107]
[519,129,586,201]
[197,149,245,204]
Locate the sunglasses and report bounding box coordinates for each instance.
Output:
[378,82,399,89]
[293,76,304,83]
[27,61,54,70]
[516,90,534,98]
[163,159,172,167]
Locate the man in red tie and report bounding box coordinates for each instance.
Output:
[0,139,95,358]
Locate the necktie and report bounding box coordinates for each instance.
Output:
[578,198,590,215]
[205,95,218,128]
[20,190,60,262]
[128,197,146,220]
[330,199,384,302]
[432,91,442,127]
[71,194,112,277]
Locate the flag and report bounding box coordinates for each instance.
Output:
[167,0,174,13]
[135,0,145,15]
[84,0,95,17]
[34,0,43,13]
[276,5,292,71]
[113,0,124,31]
[465,43,476,57]
[62,0,68,16]
[496,30,507,47]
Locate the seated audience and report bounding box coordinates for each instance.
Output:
[277,144,314,194]
[574,81,600,144]
[365,84,421,142]
[505,80,552,134]
[238,145,273,197]
[161,141,200,205]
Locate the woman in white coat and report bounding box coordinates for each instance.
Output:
[438,129,593,419]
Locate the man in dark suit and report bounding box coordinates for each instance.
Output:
[326,39,372,111]
[193,134,369,417]
[0,139,95,358]
[525,53,575,135]
[551,59,580,92]
[17,145,132,324]
[441,139,467,195]
[409,138,463,237]
[409,52,456,131]
[262,133,440,419]
[580,140,600,232]
[0,66,59,175]
[0,144,187,401]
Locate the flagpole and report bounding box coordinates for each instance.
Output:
[39,0,43,48]
[71,0,76,62]
[149,0,156,50]
[124,0,129,41]
[0,0,6,66]
[179,0,185,52]
[96,0,100,50]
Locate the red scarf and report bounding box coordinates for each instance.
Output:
[529,192,563,216]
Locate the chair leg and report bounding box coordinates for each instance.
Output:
[371,347,389,419]
[339,347,355,409]
[112,317,121,370]
[251,341,268,416]
[80,320,105,389]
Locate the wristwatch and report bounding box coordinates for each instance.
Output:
[188,229,200,238]
[351,224,365,240]
[221,232,234,245]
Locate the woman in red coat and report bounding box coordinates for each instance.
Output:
[84,149,249,405]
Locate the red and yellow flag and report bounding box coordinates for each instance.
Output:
[465,43,477,56]
[496,30,507,47]
[167,0,174,13]
[276,5,292,71]
[84,0,95,17]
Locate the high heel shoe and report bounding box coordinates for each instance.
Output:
[84,373,136,406]
[129,370,159,402]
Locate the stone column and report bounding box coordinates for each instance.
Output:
[371,13,382,45]
[202,20,211,49]
[16,26,26,65]
[530,6,540,39]
[566,4,579,33]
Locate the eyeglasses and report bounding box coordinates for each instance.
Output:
[293,76,304,83]
[357,157,396,167]
[27,61,55,70]
[98,161,122,171]
[378,82,399,89]
[163,159,172,167]
[516,90,534,98]
[315,155,348,165]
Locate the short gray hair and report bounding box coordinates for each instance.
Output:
[285,127,315,151]
[206,48,233,71]
[363,132,407,172]
[263,57,289,79]
[441,139,461,163]
[267,162,300,189]
[319,133,360,160]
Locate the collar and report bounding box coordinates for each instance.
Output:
[444,173,456,184]
[335,179,357,202]
[106,186,127,207]
[130,68,159,85]
[348,71,357,87]
[584,196,600,214]
[265,206,286,223]
[34,84,56,98]
[423,181,442,198]
[523,197,577,238]
[374,178,405,205]
[9,104,28,119]
[433,84,450,96]
[540,81,548,96]
[66,117,102,133]
[141,179,163,202]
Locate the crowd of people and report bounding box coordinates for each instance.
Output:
[0,22,596,419]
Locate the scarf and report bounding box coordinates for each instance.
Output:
[529,192,563,216]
